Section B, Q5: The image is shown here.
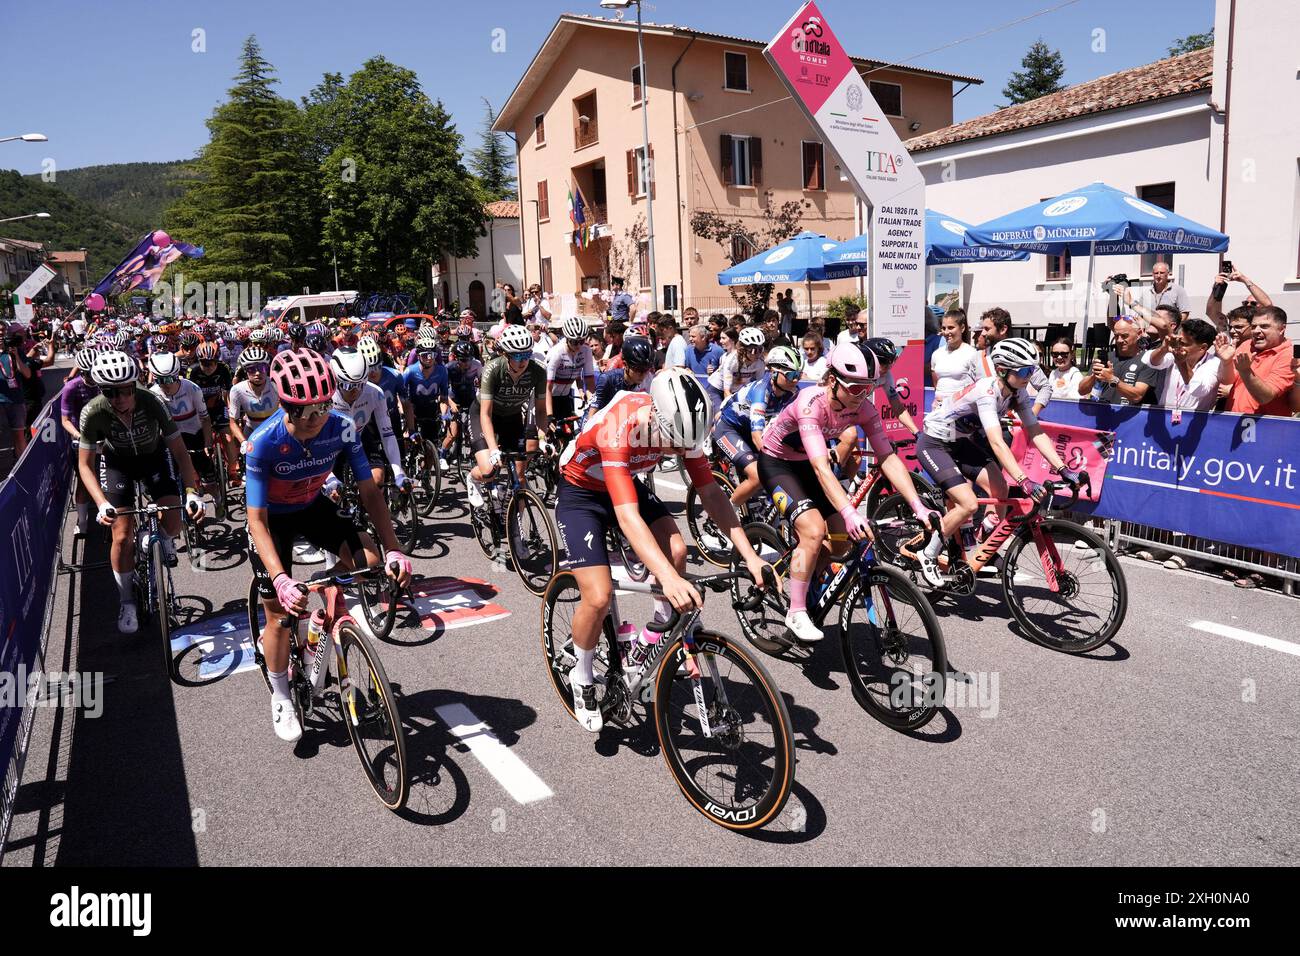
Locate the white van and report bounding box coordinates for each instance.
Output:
[260,291,358,325]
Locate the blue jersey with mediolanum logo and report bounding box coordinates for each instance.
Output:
[719,373,797,434]
[244,409,370,514]
[402,363,449,417]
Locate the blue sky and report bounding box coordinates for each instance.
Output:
[4,0,1213,176]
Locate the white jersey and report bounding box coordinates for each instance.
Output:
[712,351,765,395]
[930,342,981,407]
[545,341,597,396]
[923,376,1037,443]
[228,380,279,428]
[151,379,209,436]
[332,381,405,477]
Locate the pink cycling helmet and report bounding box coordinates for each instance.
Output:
[270,348,335,405]
[826,342,881,383]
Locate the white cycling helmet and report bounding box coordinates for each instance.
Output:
[148,351,183,379]
[91,350,139,387]
[988,337,1040,373]
[356,335,383,370]
[499,325,535,354]
[329,346,370,386]
[238,345,270,369]
[738,327,765,349]
[74,348,98,373]
[562,316,587,341]
[649,368,711,450]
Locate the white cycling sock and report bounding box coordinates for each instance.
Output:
[923,532,944,559]
[573,645,596,685]
[269,669,291,702]
[113,569,134,601]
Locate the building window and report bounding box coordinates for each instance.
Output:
[802,141,824,191]
[534,113,545,146]
[1046,248,1071,281]
[731,234,755,263]
[627,145,654,198]
[724,52,749,92]
[573,91,598,149]
[868,81,902,117]
[720,134,761,187]
[540,258,553,295]
[631,64,642,104]
[637,241,650,289]
[537,180,549,221]
[1138,182,1176,276]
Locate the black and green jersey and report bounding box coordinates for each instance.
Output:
[477,356,546,414]
[78,387,178,456]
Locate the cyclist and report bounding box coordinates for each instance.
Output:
[545,316,597,422]
[148,351,218,501]
[187,340,241,487]
[827,335,922,481]
[712,344,803,511]
[466,325,550,507]
[444,340,482,462]
[227,345,280,447]
[60,348,102,534]
[557,369,773,732]
[328,347,410,490]
[712,326,767,401]
[592,335,655,410]
[358,334,408,450]
[245,349,413,742]
[916,337,1082,573]
[401,337,452,472]
[758,343,940,641]
[77,351,206,634]
[177,331,201,370]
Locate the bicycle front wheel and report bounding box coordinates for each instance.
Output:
[653,631,794,831]
[686,469,738,567]
[507,489,558,596]
[153,539,175,681]
[1001,518,1127,654]
[415,439,443,518]
[839,563,947,731]
[336,620,409,811]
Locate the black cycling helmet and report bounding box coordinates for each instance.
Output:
[621,335,654,370]
[452,341,474,360]
[287,322,307,343]
[862,337,900,367]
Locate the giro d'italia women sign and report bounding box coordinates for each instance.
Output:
[764,2,926,346]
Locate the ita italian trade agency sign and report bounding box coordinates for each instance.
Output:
[764,2,926,346]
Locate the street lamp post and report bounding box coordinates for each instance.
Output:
[0,133,47,145]
[600,0,658,311]
[327,193,340,293]
[0,212,51,224]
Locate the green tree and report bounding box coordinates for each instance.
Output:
[322,56,485,296]
[690,190,812,311]
[164,35,311,297]
[1001,39,1066,106]
[469,98,517,203]
[1168,29,1213,56]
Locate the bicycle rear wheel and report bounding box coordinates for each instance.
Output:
[335,620,408,810]
[838,563,947,730]
[685,469,738,567]
[212,442,230,520]
[653,631,794,831]
[151,539,176,680]
[507,488,558,596]
[1001,519,1127,654]
[729,523,794,656]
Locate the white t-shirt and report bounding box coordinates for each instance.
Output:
[930,342,981,406]
[663,334,688,369]
[802,355,828,383]
[1143,349,1222,410]
[835,330,860,349]
[1035,366,1082,406]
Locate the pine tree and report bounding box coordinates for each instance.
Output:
[165,36,311,296]
[1168,29,1213,56]
[469,99,517,203]
[1001,39,1066,106]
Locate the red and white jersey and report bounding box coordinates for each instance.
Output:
[560,391,713,506]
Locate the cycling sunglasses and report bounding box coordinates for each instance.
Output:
[285,400,332,420]
[417,350,438,360]
[771,365,798,379]
[101,386,135,399]
[837,378,874,396]
[1011,365,1037,379]
[244,364,269,375]
[507,351,533,362]
[199,358,218,366]
[155,375,179,385]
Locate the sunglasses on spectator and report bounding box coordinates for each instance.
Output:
[1051,351,1071,358]
[285,401,332,420]
[101,386,134,399]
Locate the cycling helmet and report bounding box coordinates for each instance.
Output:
[499,325,534,354]
[148,351,182,378]
[827,342,881,383]
[738,327,765,349]
[766,345,804,375]
[329,346,370,386]
[415,327,439,347]
[271,348,336,405]
[196,341,219,362]
[621,336,654,370]
[649,368,711,450]
[222,328,238,343]
[237,345,270,369]
[287,322,307,343]
[459,309,477,322]
[452,341,474,360]
[74,348,98,373]
[250,327,270,344]
[158,322,179,336]
[236,326,251,342]
[178,332,200,349]
[305,332,329,353]
[562,316,586,341]
[356,335,384,370]
[862,337,900,367]
[112,330,131,349]
[989,337,1040,374]
[307,322,327,339]
[148,335,171,353]
[91,350,139,387]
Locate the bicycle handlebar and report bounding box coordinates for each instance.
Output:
[644,564,778,635]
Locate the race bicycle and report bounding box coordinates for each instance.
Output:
[246,562,409,810]
[404,418,446,518]
[470,448,557,595]
[540,565,794,831]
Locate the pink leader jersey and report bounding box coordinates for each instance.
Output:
[760,384,894,463]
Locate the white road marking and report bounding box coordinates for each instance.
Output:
[1188,621,1300,658]
[435,703,554,804]
[655,478,687,491]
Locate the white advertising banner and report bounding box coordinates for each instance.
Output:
[764,2,925,345]
[11,263,56,324]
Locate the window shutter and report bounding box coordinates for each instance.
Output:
[648,144,656,200]
[538,180,549,220]
[720,134,734,186]
[627,149,636,196]
[750,137,763,186]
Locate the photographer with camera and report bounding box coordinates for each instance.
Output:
[1112,262,1189,322]
[1205,264,1272,333]
[1077,316,1166,407]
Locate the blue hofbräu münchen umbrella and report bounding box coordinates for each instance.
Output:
[718,230,858,321]
[825,210,1030,267]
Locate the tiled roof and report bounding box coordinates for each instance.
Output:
[485,200,521,219]
[906,45,1213,153]
[48,250,87,262]
[0,237,45,251]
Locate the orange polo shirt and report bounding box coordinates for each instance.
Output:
[1227,339,1295,416]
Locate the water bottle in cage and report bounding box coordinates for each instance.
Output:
[626,625,662,670]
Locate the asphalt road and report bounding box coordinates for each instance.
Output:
[5,468,1300,867]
